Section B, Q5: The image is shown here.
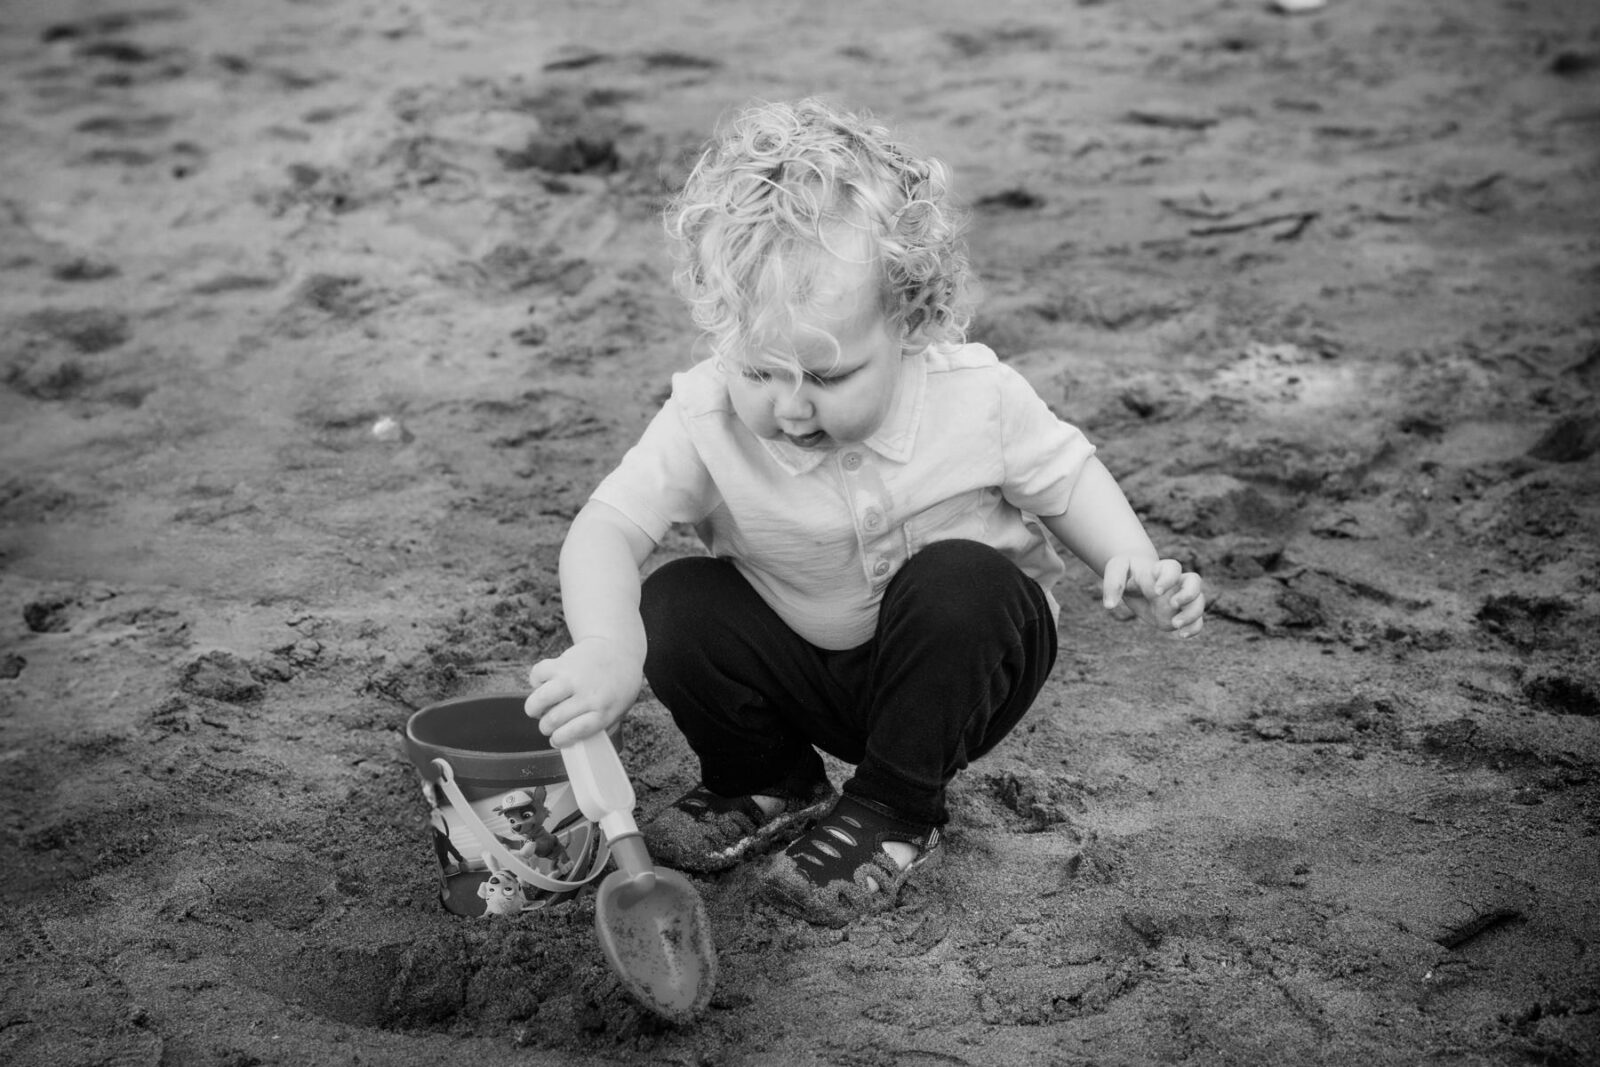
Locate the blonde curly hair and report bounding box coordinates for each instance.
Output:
[665,98,973,369]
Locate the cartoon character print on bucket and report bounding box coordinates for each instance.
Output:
[478,853,532,916]
[493,787,575,878]
[404,693,614,917]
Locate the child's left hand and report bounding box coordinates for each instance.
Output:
[1102,556,1206,638]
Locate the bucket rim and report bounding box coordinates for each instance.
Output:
[403,691,621,766]
[403,691,560,760]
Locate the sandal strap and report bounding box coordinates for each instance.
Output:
[786,795,938,887]
[673,784,766,831]
[670,773,833,830]
[647,770,838,874]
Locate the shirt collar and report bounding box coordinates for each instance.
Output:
[756,349,928,475]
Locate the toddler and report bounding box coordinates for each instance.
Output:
[526,98,1206,927]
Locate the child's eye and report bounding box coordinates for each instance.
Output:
[804,370,850,387]
[741,368,774,383]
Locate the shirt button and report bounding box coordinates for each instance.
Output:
[842,452,863,472]
[872,559,890,577]
[864,509,883,531]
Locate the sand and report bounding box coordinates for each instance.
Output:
[2,0,1598,1064]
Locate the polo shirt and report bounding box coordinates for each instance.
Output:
[590,342,1097,650]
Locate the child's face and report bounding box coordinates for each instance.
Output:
[728,248,903,452]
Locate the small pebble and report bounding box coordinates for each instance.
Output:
[372,416,411,443]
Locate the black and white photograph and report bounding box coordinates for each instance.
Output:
[2,1,1596,1064]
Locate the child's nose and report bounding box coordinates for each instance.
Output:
[771,387,813,420]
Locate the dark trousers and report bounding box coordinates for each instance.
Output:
[639,539,1058,825]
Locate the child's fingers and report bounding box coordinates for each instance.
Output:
[524,675,575,723]
[533,695,591,739]
[1169,572,1202,605]
[1129,561,1161,603]
[1168,589,1207,634]
[1102,557,1131,608]
[1151,558,1182,597]
[1170,615,1204,639]
[549,710,605,748]
[526,659,557,691]
[1172,595,1203,625]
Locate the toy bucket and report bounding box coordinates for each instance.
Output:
[403,693,614,917]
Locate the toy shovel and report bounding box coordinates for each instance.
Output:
[559,730,717,1023]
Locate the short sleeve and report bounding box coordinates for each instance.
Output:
[589,395,721,543]
[995,364,1097,516]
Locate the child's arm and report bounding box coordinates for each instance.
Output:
[1040,457,1206,638]
[524,501,657,745]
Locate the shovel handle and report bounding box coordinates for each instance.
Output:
[560,730,640,843]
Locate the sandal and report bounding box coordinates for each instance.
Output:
[758,795,942,927]
[644,773,836,874]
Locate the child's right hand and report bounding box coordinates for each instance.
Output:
[524,637,643,747]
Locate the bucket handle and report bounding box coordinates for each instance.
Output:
[430,757,611,894]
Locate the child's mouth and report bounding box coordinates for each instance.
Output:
[784,430,830,450]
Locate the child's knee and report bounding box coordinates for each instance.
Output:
[906,538,1008,577]
[898,540,1033,616]
[882,542,1050,659]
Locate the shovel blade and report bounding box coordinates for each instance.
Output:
[593,867,717,1023]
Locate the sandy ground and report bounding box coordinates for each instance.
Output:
[3,0,1599,1064]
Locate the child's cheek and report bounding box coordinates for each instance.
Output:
[730,383,778,439]
[828,390,885,443]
